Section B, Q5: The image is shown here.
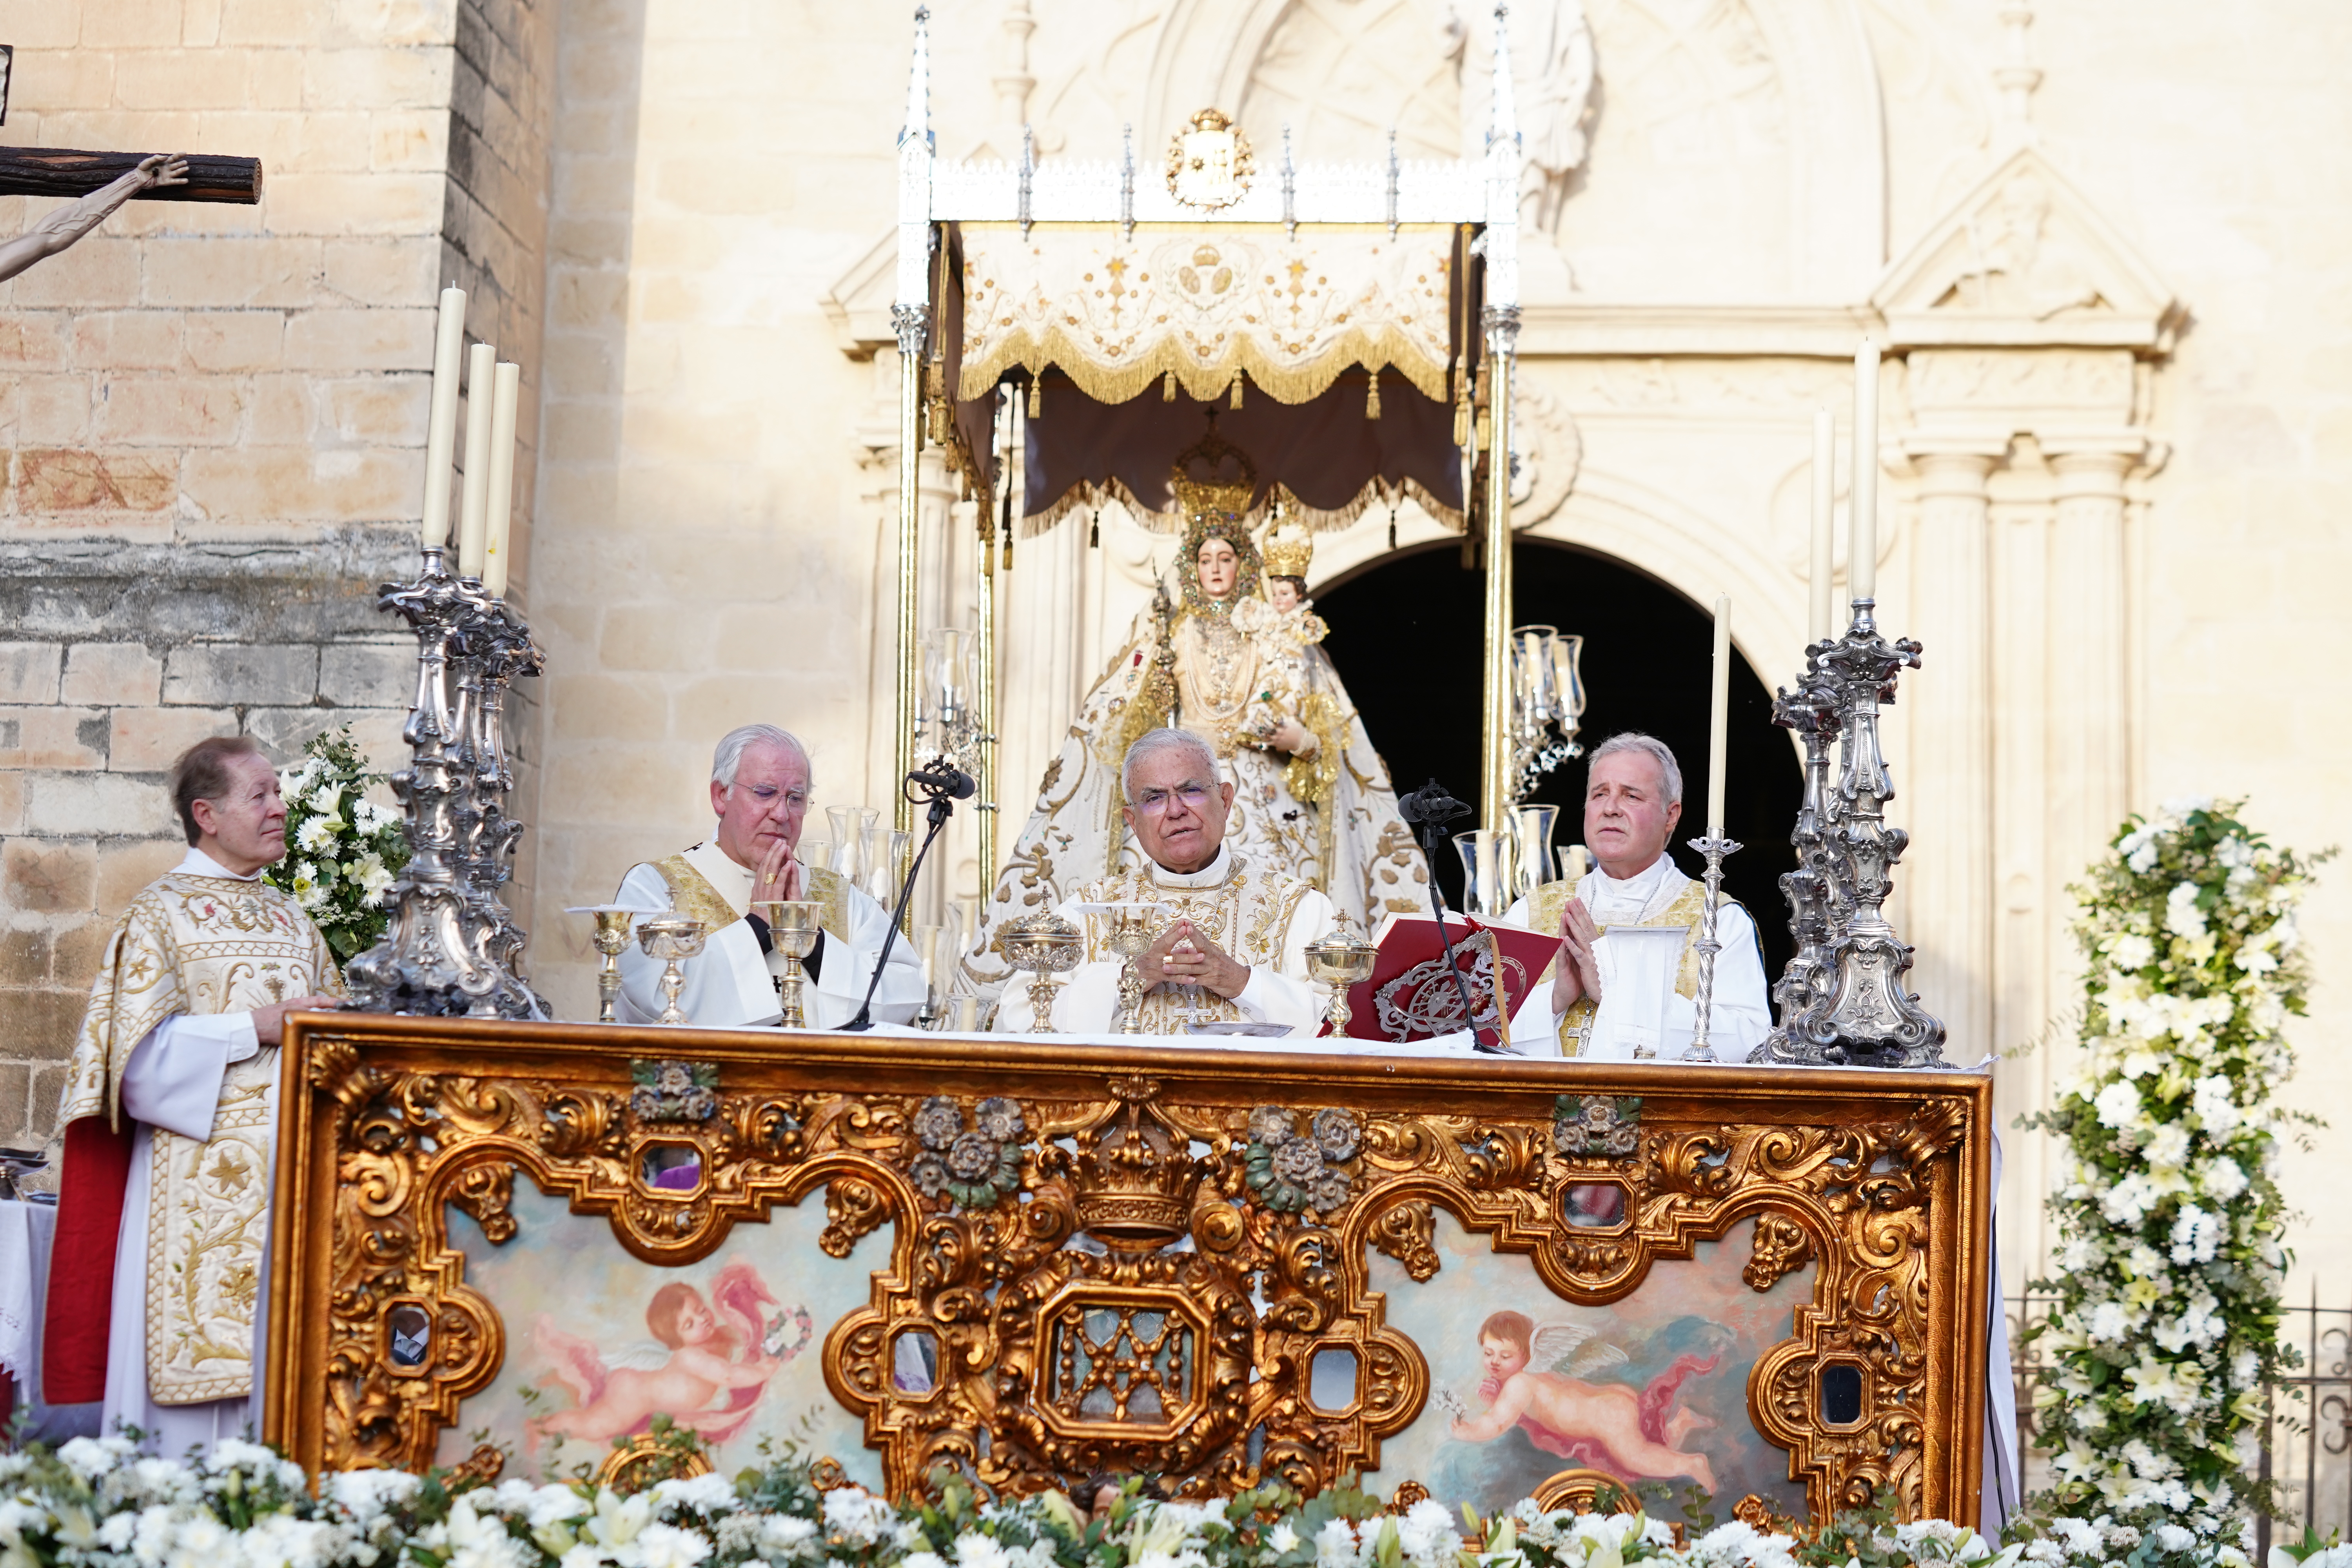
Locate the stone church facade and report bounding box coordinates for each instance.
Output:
[0,0,2344,1294]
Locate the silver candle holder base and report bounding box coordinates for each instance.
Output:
[1683,833,1741,1062]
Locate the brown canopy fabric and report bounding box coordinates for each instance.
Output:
[943,223,1485,537]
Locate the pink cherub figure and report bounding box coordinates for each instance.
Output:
[1446,1310,1719,1495]
[528,1262,791,1450]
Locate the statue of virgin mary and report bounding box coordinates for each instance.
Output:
[962,426,1430,1011]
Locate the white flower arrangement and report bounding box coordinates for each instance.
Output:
[0,1435,2279,1568]
[2021,798,2329,1530]
[263,725,411,963]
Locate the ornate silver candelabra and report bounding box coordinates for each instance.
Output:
[1752,656,1844,1059]
[1750,599,1948,1068]
[345,546,550,1019]
[1683,833,1741,1062]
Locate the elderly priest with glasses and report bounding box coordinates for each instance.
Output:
[991,728,1338,1035]
[611,724,924,1029]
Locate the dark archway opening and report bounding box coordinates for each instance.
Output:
[1317,538,1802,981]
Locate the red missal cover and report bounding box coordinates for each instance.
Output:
[1334,912,1562,1042]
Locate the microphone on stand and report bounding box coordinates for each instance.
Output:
[844,762,972,1031]
[1397,778,1507,1054]
[906,764,976,799]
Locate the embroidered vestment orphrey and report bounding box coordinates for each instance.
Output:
[60,873,343,1404]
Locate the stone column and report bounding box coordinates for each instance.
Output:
[2042,435,2143,990]
[1900,436,2007,1061]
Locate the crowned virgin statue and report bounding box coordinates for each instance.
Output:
[963,426,1429,1011]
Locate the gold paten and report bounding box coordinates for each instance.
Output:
[267,1016,1993,1523]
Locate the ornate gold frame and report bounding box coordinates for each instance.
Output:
[267,1015,1990,1521]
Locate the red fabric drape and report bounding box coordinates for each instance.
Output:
[42,1115,132,1404]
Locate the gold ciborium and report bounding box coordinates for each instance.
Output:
[568,906,643,1022]
[634,913,708,1026]
[1097,902,1168,1032]
[752,899,821,1029]
[998,909,1083,1033]
[1304,915,1379,1038]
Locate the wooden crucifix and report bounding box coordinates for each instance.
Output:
[0,147,262,284]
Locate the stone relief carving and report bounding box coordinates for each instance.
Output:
[1443,0,1597,234]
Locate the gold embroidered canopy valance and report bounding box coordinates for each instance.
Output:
[956,222,1461,408]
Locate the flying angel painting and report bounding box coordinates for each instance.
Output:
[1439,1310,1722,1493]
[526,1260,813,1450]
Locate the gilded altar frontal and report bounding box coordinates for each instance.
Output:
[1,0,2348,1523]
[266,1016,1993,1518]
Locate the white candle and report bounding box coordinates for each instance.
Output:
[1850,339,1879,604]
[456,341,497,578]
[1707,595,1731,836]
[482,361,521,599]
[1809,407,1835,644]
[421,286,465,549]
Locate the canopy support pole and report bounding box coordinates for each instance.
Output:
[978,390,1007,902]
[892,303,927,837]
[1480,320,1519,832]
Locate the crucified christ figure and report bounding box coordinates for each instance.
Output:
[0,152,186,283]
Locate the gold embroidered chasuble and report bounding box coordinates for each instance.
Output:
[60,871,343,1405]
[648,853,855,944]
[1523,876,1721,1057]
[1067,853,1318,1034]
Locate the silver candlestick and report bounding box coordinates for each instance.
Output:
[345,547,549,1020]
[1751,653,1844,1061]
[1683,833,1741,1062]
[1754,599,1948,1069]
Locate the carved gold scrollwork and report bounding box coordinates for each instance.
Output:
[1367,1200,1441,1281]
[275,1022,1989,1525]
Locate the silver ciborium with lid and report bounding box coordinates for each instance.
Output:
[998,909,1083,1033]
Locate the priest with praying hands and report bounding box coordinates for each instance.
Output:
[1503,733,1771,1059]
[610,724,923,1030]
[990,728,1338,1036]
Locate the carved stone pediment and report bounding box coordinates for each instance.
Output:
[1872,148,2178,352]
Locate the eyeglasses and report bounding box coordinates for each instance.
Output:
[739,784,810,812]
[1132,783,1212,815]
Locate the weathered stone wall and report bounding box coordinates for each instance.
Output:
[0,0,555,1153]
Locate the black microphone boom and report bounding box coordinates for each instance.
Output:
[1399,777,1506,1054]
[844,762,968,1030]
[907,764,976,800]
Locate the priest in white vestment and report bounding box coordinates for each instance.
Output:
[611,725,922,1030]
[1503,733,1770,1058]
[992,728,1337,1036]
[48,736,344,1447]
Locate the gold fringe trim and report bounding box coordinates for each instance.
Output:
[1022,474,1465,539]
[958,327,1452,408]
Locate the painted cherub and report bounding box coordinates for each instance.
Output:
[528,1261,798,1450]
[1443,1310,1719,1494]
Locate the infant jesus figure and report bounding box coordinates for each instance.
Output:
[1232,526,1330,753]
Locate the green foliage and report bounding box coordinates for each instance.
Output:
[260,724,410,962]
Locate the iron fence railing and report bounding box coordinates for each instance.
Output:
[2007,1291,2352,1553]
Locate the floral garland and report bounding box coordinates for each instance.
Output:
[0,1436,2275,1568]
[262,726,410,962]
[2020,797,2327,1530]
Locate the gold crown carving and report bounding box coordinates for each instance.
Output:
[1260,519,1313,578]
[1071,1116,1205,1249]
[1169,416,1259,520]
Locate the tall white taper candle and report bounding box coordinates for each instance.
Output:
[1809,408,1835,643]
[456,341,497,578]
[482,361,521,598]
[1850,340,1879,604]
[421,287,465,549]
[1707,595,1731,835]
